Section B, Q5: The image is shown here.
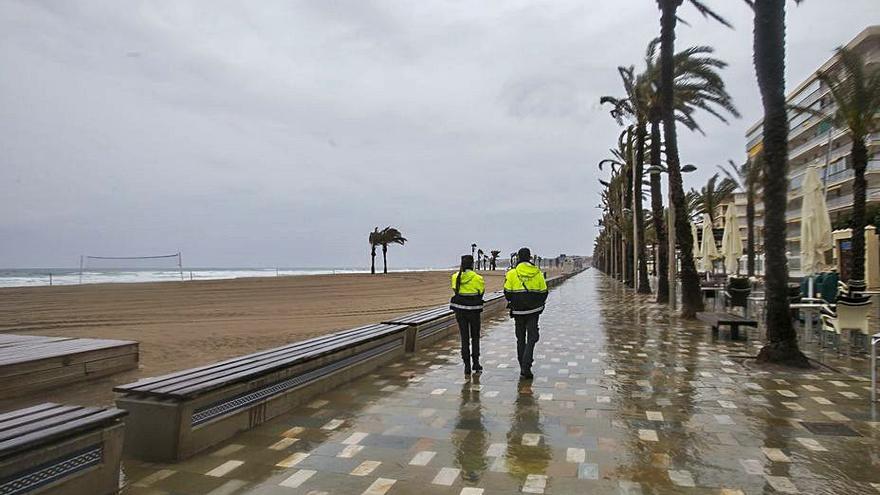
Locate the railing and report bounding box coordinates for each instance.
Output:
[789,128,849,162]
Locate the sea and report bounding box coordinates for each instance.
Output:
[0,267,441,288]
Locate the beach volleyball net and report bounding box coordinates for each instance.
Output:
[79,252,184,282]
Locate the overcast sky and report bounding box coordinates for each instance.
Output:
[1,1,877,268]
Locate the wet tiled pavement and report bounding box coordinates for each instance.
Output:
[122,271,880,494]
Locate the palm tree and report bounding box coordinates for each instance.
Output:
[750,0,808,367]
[655,0,733,318]
[720,155,763,276]
[490,250,501,270]
[368,227,381,275]
[599,135,633,284]
[813,47,880,291]
[635,40,739,303]
[377,227,407,274]
[602,68,651,294]
[695,173,737,224]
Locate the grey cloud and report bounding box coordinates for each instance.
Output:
[1,0,877,268]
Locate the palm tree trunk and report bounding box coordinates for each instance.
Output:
[649,119,669,302]
[635,121,651,294]
[753,0,808,367]
[849,137,868,290]
[746,188,756,277]
[382,245,388,274]
[659,0,703,318]
[370,246,376,275]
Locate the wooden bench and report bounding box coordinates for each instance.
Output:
[697,312,758,341]
[0,335,138,397]
[381,291,510,351]
[114,323,407,462]
[0,403,126,495]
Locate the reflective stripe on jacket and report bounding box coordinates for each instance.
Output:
[503,262,548,315]
[450,270,485,311]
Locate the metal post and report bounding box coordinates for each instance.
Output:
[668,202,677,310]
[79,255,84,285]
[872,333,879,403]
[633,144,639,292]
[178,252,184,281]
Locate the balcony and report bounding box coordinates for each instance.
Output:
[789,128,849,162]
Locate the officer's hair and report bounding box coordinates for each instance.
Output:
[456,255,474,294]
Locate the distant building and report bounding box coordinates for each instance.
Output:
[744,25,880,276]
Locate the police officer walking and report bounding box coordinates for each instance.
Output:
[503,247,548,379]
[450,255,485,376]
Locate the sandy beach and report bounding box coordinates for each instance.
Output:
[0,269,540,410]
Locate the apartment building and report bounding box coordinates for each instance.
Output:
[744,25,880,276]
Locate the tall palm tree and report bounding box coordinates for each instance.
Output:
[490,250,501,270]
[599,133,634,285]
[601,39,739,303]
[377,227,407,274]
[814,47,880,291]
[695,173,737,224]
[720,155,763,276]
[368,227,381,275]
[602,68,651,294]
[656,0,733,318]
[750,0,808,367]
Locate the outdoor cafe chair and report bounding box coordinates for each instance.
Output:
[820,295,872,353]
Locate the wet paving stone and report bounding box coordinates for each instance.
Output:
[122,272,880,494]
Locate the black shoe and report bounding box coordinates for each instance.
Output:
[472,362,483,372]
[520,369,534,380]
[464,365,472,376]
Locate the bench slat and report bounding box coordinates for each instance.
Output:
[117,324,406,398]
[0,407,103,444]
[115,323,394,393]
[0,408,126,459]
[148,326,405,398]
[0,405,84,434]
[0,403,62,424]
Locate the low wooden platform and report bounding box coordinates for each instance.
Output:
[0,334,138,397]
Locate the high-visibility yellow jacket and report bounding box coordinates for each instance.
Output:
[450,270,484,311]
[504,262,548,315]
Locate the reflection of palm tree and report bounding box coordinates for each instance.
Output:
[452,377,489,484]
[505,381,550,483]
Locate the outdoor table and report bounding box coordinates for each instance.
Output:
[790,302,824,344]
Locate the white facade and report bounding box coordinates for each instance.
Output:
[744,25,880,275]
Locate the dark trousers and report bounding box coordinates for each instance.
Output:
[514,314,540,371]
[455,311,481,365]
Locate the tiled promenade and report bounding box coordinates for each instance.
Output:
[122,271,880,494]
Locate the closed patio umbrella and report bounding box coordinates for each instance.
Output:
[700,213,719,273]
[721,205,743,274]
[691,221,702,267]
[800,166,833,297]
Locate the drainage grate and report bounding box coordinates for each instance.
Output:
[800,422,861,437]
